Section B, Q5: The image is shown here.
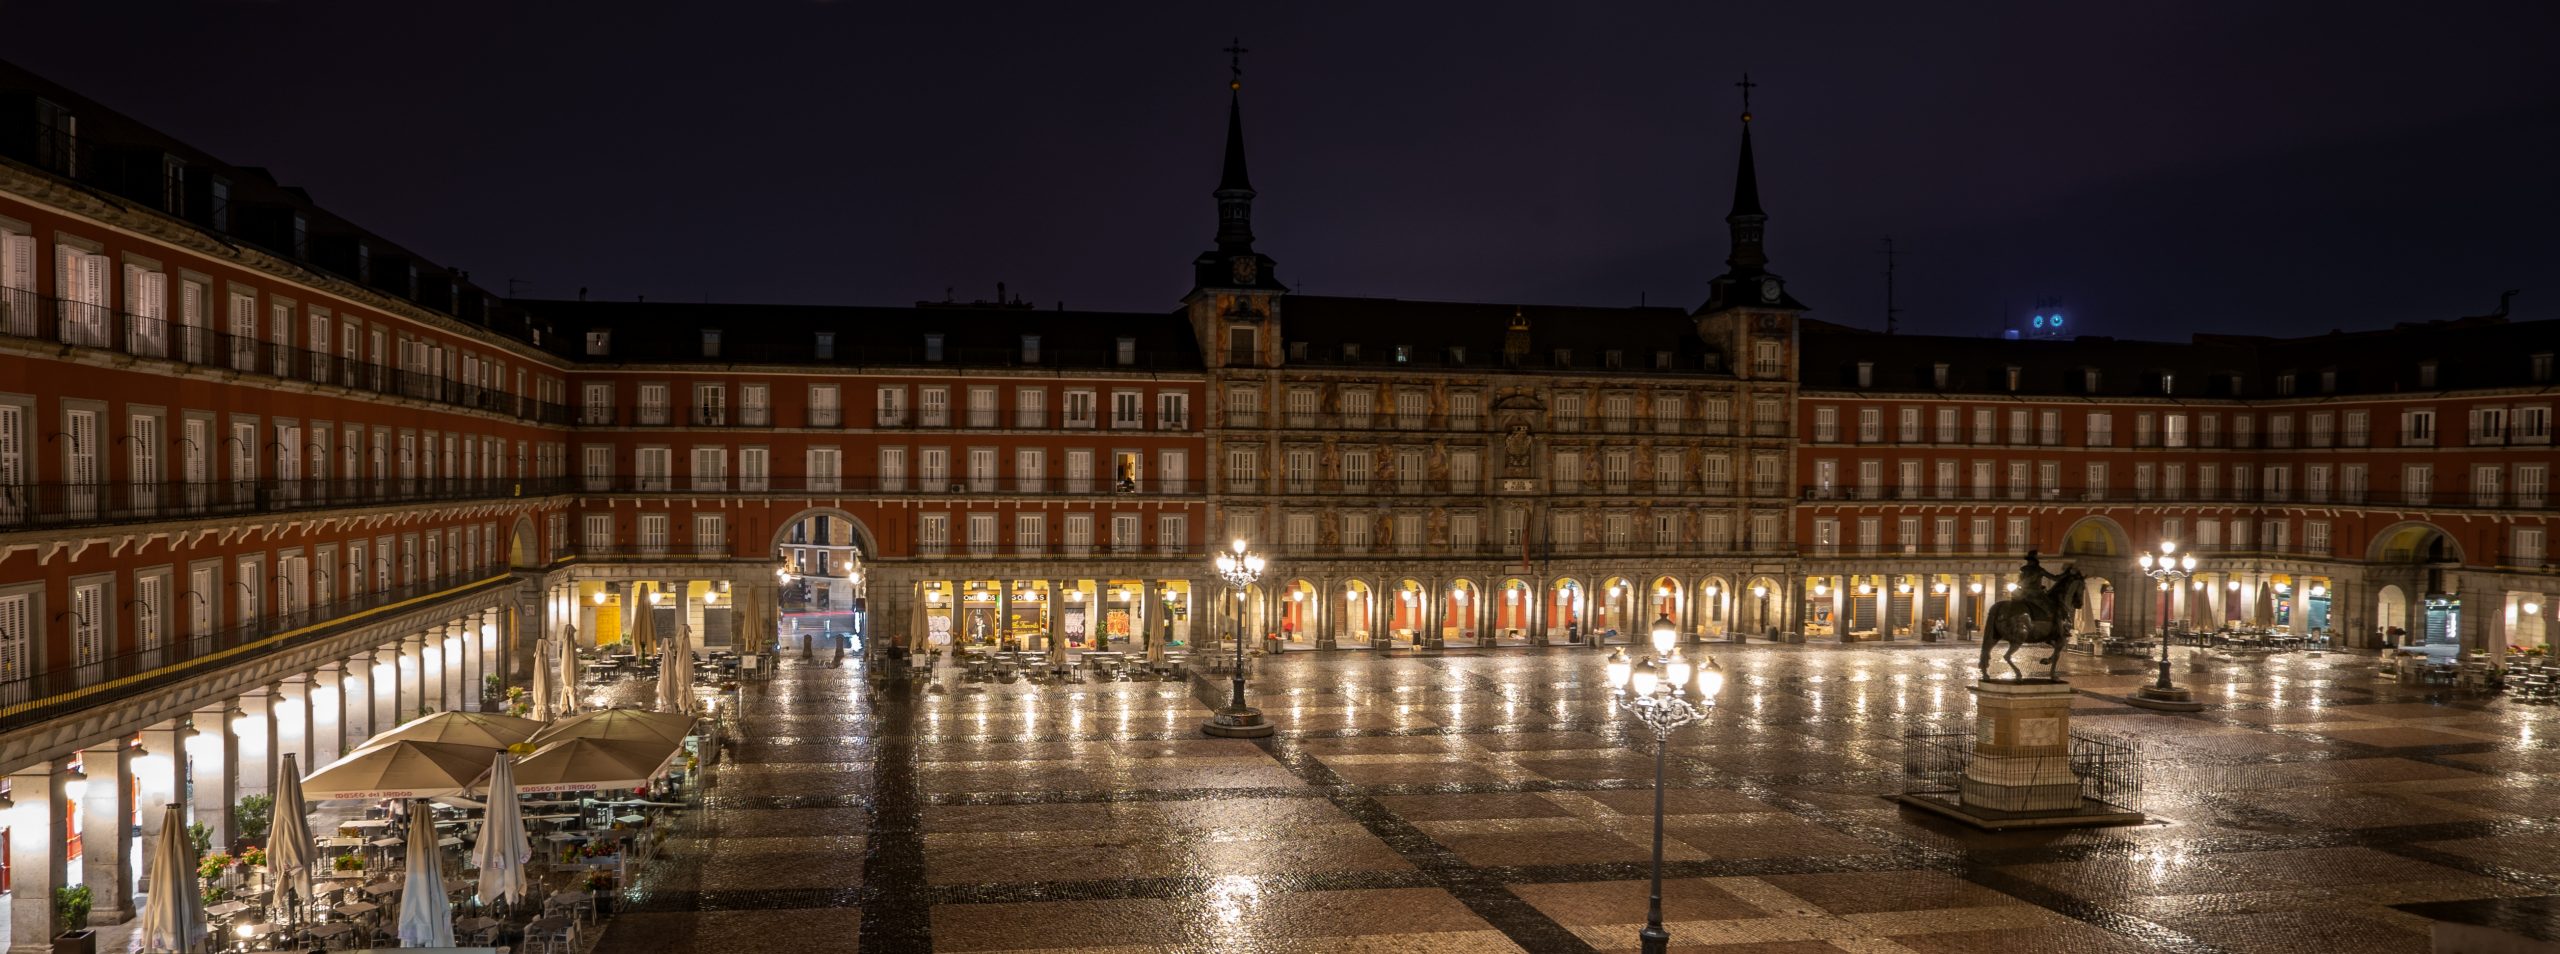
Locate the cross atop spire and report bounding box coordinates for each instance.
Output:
[1735,72,1757,122]
[1225,38,1249,91]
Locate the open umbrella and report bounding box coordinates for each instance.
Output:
[470,754,531,907]
[532,708,696,747]
[300,740,493,800]
[139,802,208,953]
[657,623,694,715]
[266,754,315,927]
[510,737,683,794]
[529,635,553,721]
[366,711,545,750]
[395,800,455,947]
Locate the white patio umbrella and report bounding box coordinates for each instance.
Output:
[470,753,531,908]
[656,623,695,715]
[531,708,697,747]
[266,754,315,926]
[529,635,553,721]
[139,802,209,953]
[510,737,684,794]
[365,711,545,751]
[299,740,492,800]
[395,799,455,947]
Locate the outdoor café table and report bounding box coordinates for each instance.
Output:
[367,836,401,848]
[320,835,363,849]
[206,900,252,919]
[334,901,379,918]
[456,915,501,940]
[308,922,354,941]
[614,813,647,824]
[344,818,392,830]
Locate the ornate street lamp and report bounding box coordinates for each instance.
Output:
[1606,613,1722,954]
[2133,542,2203,709]
[1204,539,1275,737]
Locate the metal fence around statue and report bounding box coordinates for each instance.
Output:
[1899,729,2144,806]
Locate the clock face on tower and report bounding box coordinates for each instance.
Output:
[1231,256,1259,285]
[1759,278,1782,303]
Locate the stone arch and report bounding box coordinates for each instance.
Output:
[2368,520,2464,564]
[508,515,542,569]
[767,506,882,558]
[2059,515,2130,558]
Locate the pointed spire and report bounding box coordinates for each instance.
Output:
[1214,38,1258,254]
[1723,72,1769,273]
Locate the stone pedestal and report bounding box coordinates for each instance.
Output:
[1959,680,2084,813]
[1898,678,2144,831]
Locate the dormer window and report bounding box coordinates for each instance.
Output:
[2159,372,2176,395]
[1654,350,1673,370]
[2533,353,2554,383]
[2005,366,2022,392]
[924,334,945,362]
[1450,346,1469,365]
[584,330,611,356]
[2275,372,2295,395]
[1932,363,1949,389]
[1604,349,1625,369]
[2418,360,2437,388]
[1116,337,1137,366]
[814,332,835,360]
[1287,341,1308,361]
[700,330,721,358]
[1855,362,1874,387]
[1394,345,1412,364]
[2320,369,2337,392]
[1554,348,1573,367]
[2083,369,2101,392]
[1021,335,1041,363]
[1343,343,1362,361]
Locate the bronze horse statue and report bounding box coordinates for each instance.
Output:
[1980,567,2086,681]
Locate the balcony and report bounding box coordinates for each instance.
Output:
[0,570,507,731]
[569,475,1206,499]
[1,290,574,425]
[1,477,572,531]
[1787,483,2532,511]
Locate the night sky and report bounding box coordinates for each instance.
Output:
[8,2,2556,339]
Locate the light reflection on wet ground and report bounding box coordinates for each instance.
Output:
[594,643,2559,953]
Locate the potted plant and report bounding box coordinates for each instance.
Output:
[332,852,365,873]
[233,794,273,850]
[52,884,94,954]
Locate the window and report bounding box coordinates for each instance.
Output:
[695,513,726,555]
[876,447,906,492]
[807,447,842,492]
[1020,335,1040,363]
[1111,391,1144,428]
[2402,409,2436,446]
[2007,409,2030,444]
[1552,451,1580,493]
[919,387,949,426]
[2085,412,2112,447]
[2403,464,2432,505]
[2519,464,2547,508]
[2532,353,2554,383]
[869,386,904,427]
[1156,392,1189,430]
[970,513,999,556]
[634,447,671,491]
[1284,448,1316,493]
[1016,513,1046,555]
[1062,513,1092,554]
[1971,408,1994,443]
[967,387,998,428]
[1116,337,1137,366]
[1934,364,1951,389]
[1158,514,1186,554]
[740,447,769,491]
[1157,450,1186,493]
[1601,393,1632,432]
[1226,445,1261,493]
[1855,362,1873,387]
[1016,388,1047,428]
[136,574,164,650]
[1342,450,1372,493]
[919,447,949,490]
[813,332,834,359]
[1065,450,1093,493]
[2516,527,2547,568]
[1814,406,1839,442]
[1398,391,1431,429]
[1552,393,1583,432]
[2418,360,2437,388]
[1653,450,1681,494]
[920,513,950,554]
[1752,340,1781,376]
[1857,408,1881,442]
[923,334,945,361]
[2305,520,2331,556]
[1064,390,1097,428]
[1898,407,1921,443]
[2471,406,2507,445]
[0,591,29,683]
[699,330,721,357]
[1111,513,1140,553]
[693,383,727,425]
[690,446,725,490]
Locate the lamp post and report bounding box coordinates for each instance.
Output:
[2132,542,2204,709]
[1607,613,1722,954]
[1203,539,1276,737]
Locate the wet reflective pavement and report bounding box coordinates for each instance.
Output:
[593,644,2560,952]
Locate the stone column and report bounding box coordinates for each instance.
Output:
[276,675,314,780]
[447,618,469,710]
[997,583,1013,650]
[135,722,188,912]
[79,741,135,923]
[1136,580,1156,654]
[1829,577,1847,642]
[460,613,483,711]
[6,762,70,953]
[2287,584,2310,635]
[397,633,424,719]
[375,645,401,733]
[189,703,238,848]
[311,666,346,764]
[236,688,274,802]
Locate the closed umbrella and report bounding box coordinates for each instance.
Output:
[559,625,582,716]
[139,803,208,953]
[300,740,492,800]
[266,754,314,927]
[394,800,454,947]
[631,592,657,657]
[470,754,530,907]
[657,623,694,715]
[528,636,552,721]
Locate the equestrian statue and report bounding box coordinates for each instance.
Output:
[1980,549,2086,681]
